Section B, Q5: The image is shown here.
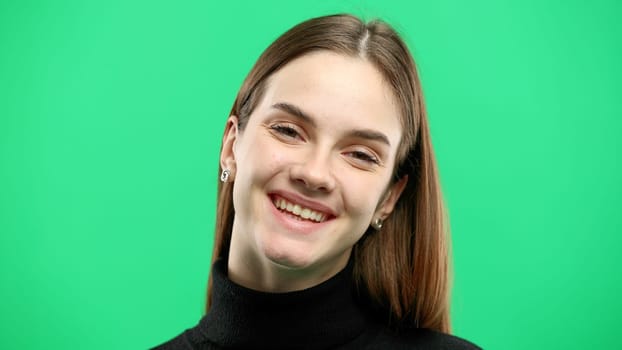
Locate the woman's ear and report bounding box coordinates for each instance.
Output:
[220,116,239,177]
[375,175,409,220]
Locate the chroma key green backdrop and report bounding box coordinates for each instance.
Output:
[1,0,620,349]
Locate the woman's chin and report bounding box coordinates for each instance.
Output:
[263,247,315,271]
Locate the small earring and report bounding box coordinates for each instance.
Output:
[220,169,231,182]
[371,217,383,230]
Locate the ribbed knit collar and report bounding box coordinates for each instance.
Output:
[198,257,371,349]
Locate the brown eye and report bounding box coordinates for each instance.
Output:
[270,124,301,139]
[347,150,379,164]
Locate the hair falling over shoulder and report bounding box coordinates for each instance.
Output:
[208,13,451,333]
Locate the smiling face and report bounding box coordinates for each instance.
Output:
[221,51,407,292]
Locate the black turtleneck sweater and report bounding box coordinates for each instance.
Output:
[152,258,480,350]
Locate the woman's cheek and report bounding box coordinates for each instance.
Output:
[259,150,285,178]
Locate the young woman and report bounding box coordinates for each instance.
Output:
[154,14,480,350]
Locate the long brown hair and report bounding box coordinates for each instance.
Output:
[208,14,450,333]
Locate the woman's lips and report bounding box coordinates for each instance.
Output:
[271,195,328,223]
[267,194,333,234]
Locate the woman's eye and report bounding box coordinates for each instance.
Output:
[270,124,301,139]
[348,150,379,165]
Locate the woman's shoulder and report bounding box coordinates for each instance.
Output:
[345,325,481,350]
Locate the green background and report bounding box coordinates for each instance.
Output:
[1,0,620,348]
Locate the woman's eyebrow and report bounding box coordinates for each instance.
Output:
[347,129,391,147]
[271,102,316,127]
[271,101,390,146]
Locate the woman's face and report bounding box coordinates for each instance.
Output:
[221,51,406,290]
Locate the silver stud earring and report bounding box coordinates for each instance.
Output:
[371,218,383,230]
[220,169,231,182]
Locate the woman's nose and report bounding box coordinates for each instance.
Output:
[289,150,336,192]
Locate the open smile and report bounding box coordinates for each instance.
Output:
[271,195,328,223]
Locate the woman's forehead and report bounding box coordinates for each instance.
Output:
[257,51,402,142]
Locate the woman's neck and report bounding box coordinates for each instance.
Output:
[227,241,352,293]
[201,256,372,349]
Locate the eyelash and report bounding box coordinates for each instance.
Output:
[347,150,379,165]
[270,124,301,139]
[270,123,380,165]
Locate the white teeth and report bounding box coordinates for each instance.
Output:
[301,208,311,219]
[292,204,302,215]
[272,196,328,223]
